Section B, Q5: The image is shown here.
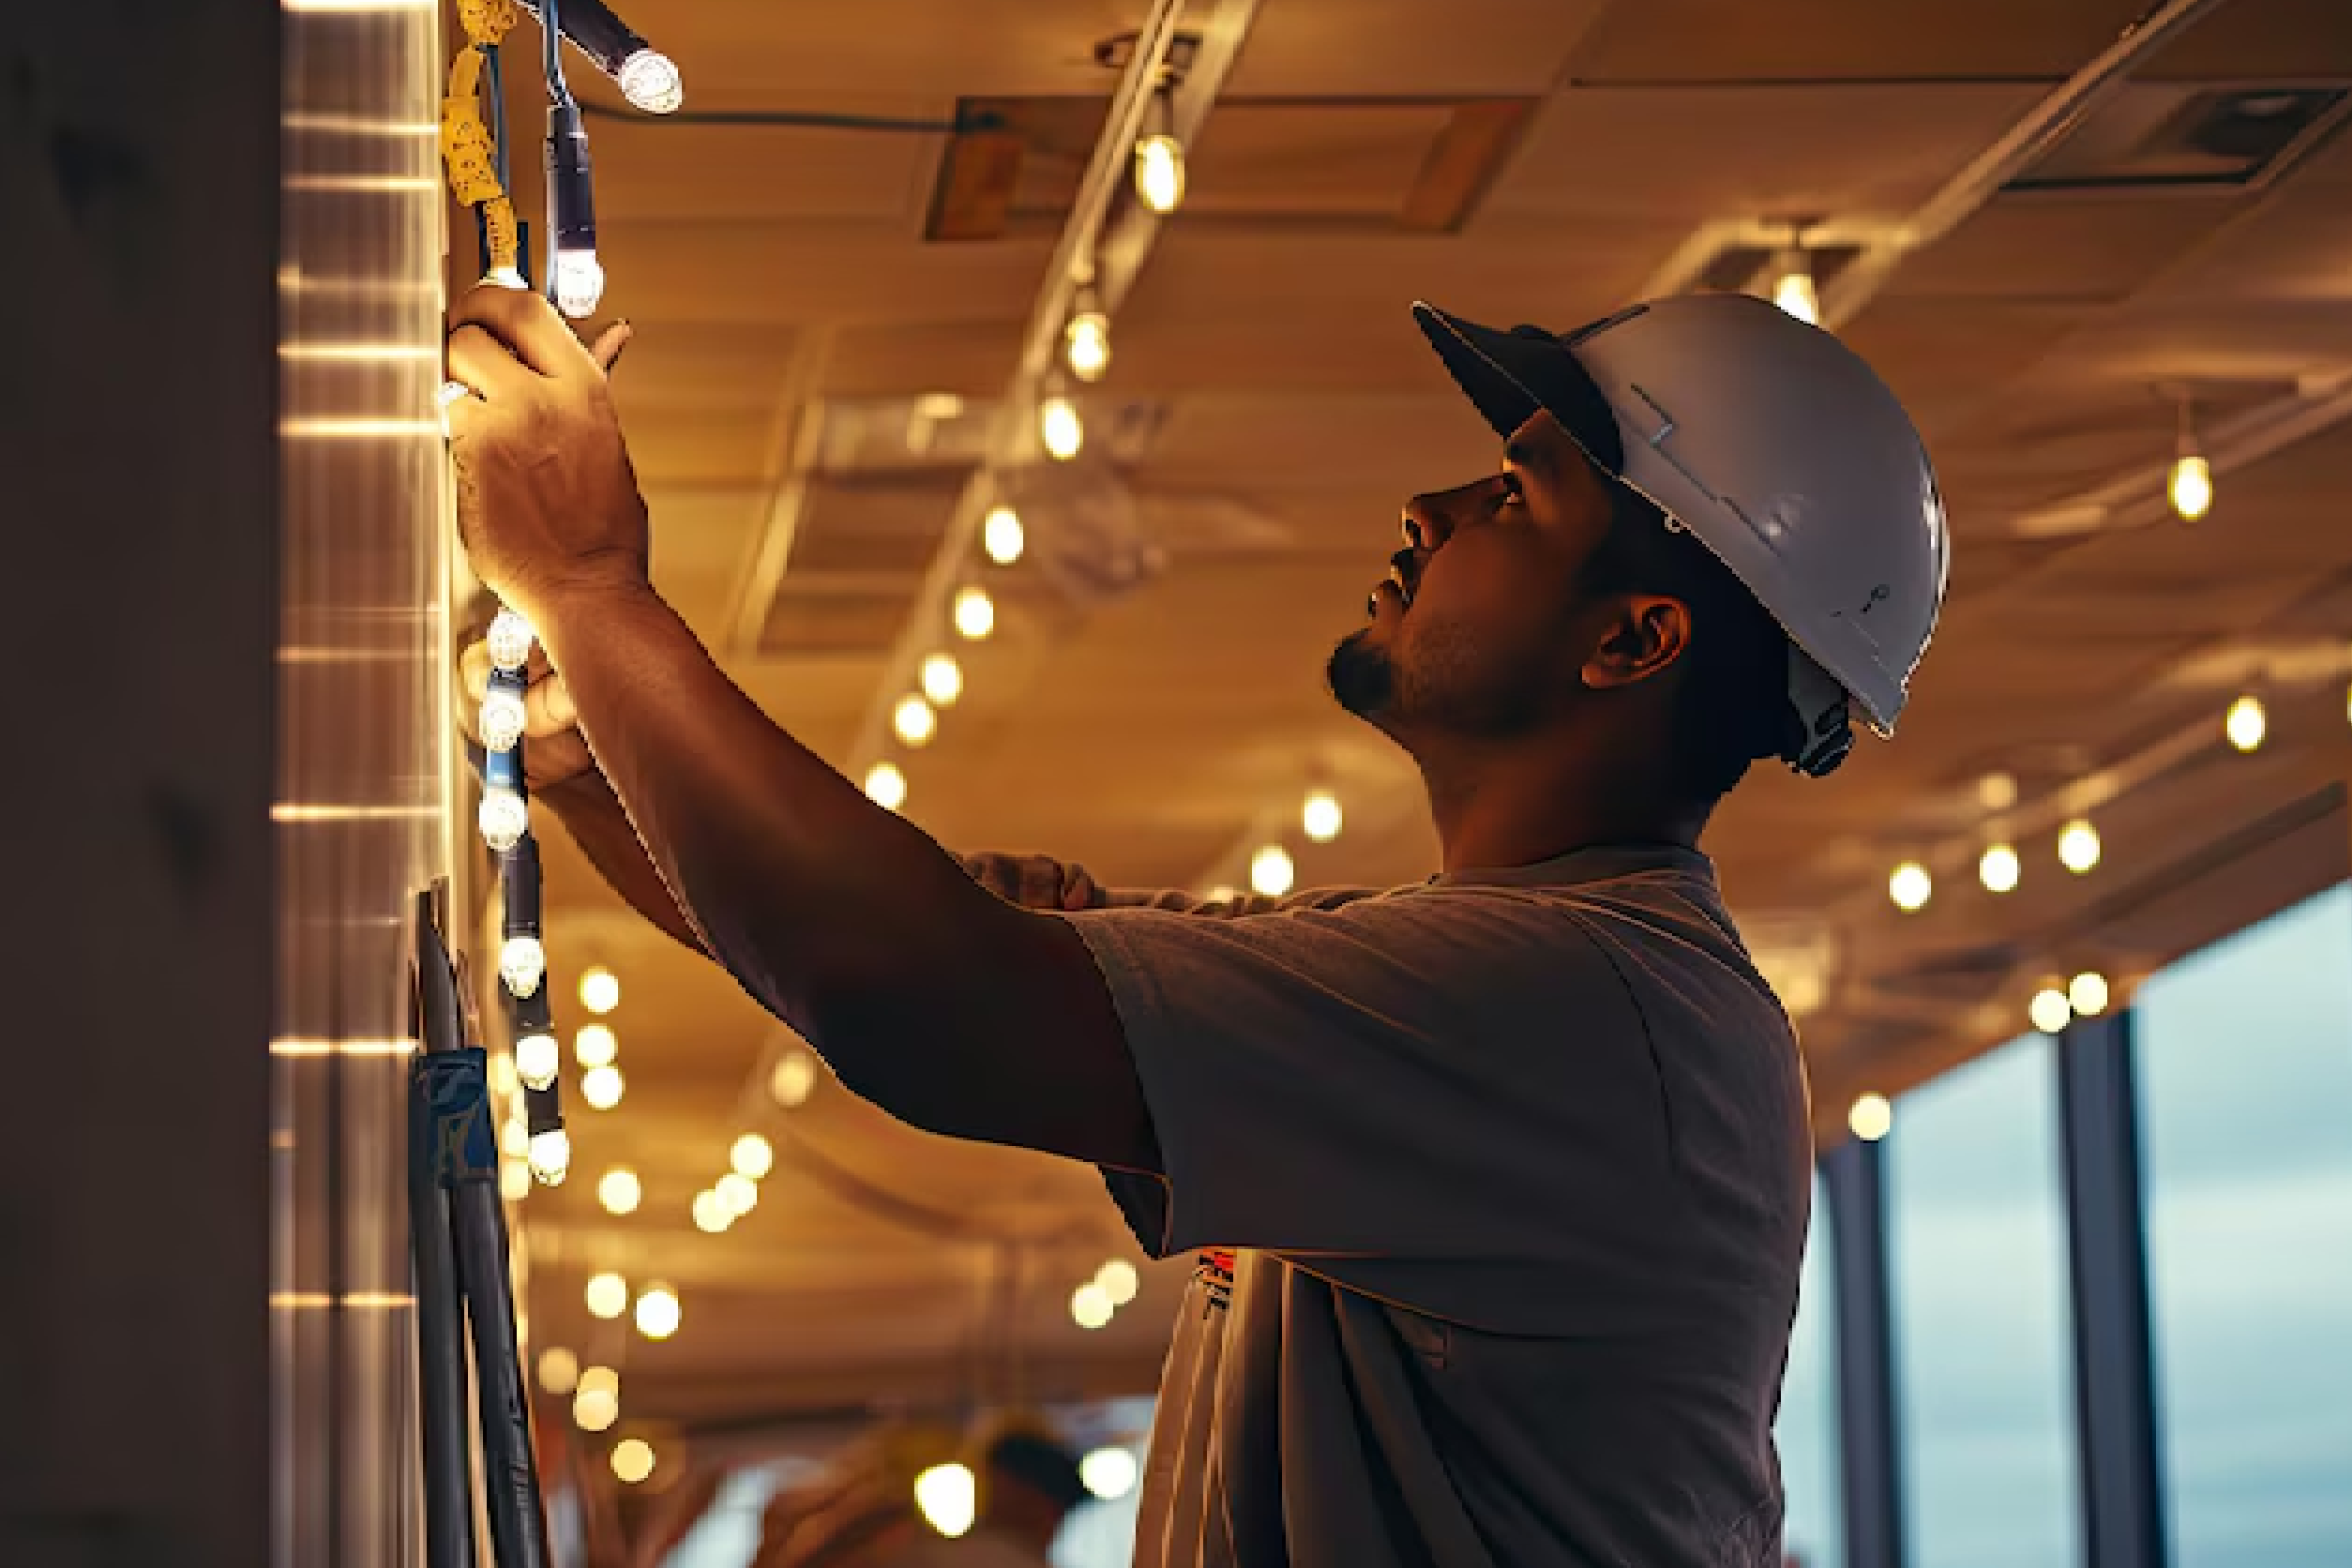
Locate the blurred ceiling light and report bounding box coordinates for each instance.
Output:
[2029,986,2073,1035]
[1249,845,1295,898]
[731,1133,775,1181]
[1887,861,1933,912]
[1301,789,1343,844]
[770,1048,818,1108]
[983,505,1026,566]
[921,652,964,708]
[894,694,937,748]
[1064,309,1111,382]
[1978,843,2021,895]
[580,1063,626,1110]
[488,1049,519,1096]
[580,967,621,1015]
[1771,252,1818,325]
[2225,694,2267,752]
[578,1364,619,1400]
[1038,394,1084,461]
[527,1128,570,1185]
[634,1283,681,1341]
[1070,1282,1114,1329]
[1134,131,1185,215]
[1847,1093,1892,1142]
[573,1385,618,1433]
[692,1188,731,1233]
[2069,971,2110,1017]
[597,1167,641,1216]
[501,1116,530,1159]
[499,934,546,998]
[1097,1259,1139,1306]
[716,1172,759,1217]
[516,1031,561,1092]
[2171,396,2213,521]
[585,1273,629,1320]
[913,392,965,422]
[2058,819,2102,875]
[537,1345,580,1396]
[1977,771,2018,811]
[864,761,909,812]
[611,1437,657,1485]
[575,1023,618,1068]
[1081,1446,1139,1500]
[953,586,995,641]
[500,1159,532,1202]
[914,1463,977,1538]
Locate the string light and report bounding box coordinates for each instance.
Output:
[499,934,547,998]
[730,1133,775,1180]
[573,1386,618,1432]
[537,1345,580,1395]
[983,505,1026,566]
[1848,1093,1892,1141]
[580,1063,625,1109]
[770,1048,818,1108]
[597,1167,641,1215]
[692,1188,731,1233]
[953,586,995,641]
[1070,1282,1114,1329]
[1038,394,1084,460]
[1249,845,1295,897]
[2169,454,2212,520]
[914,1463,978,1539]
[478,787,530,853]
[615,49,682,113]
[527,1127,571,1184]
[2029,986,2073,1035]
[894,694,937,747]
[1064,309,1111,382]
[487,607,536,671]
[1979,843,2021,895]
[516,1031,561,1092]
[579,1364,620,1401]
[2058,819,2103,874]
[864,761,909,811]
[2069,971,2110,1017]
[479,686,527,752]
[611,1436,657,1485]
[579,967,621,1014]
[1097,1259,1139,1306]
[1081,1447,1139,1500]
[585,1274,629,1319]
[575,1022,618,1068]
[1302,789,1343,844]
[633,1282,681,1340]
[1888,861,1933,912]
[1771,250,1818,325]
[1134,132,1184,215]
[2225,695,2267,752]
[716,1172,759,1217]
[921,652,964,707]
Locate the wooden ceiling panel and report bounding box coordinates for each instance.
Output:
[1888,195,2248,303]
[1563,0,2153,83]
[616,406,774,487]
[597,221,1055,325]
[1486,84,2050,224]
[1834,297,2095,436]
[2136,0,2352,80]
[1189,102,1461,219]
[607,321,801,412]
[1226,0,1611,97]
[585,120,936,224]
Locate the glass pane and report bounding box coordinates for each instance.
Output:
[1779,1175,1846,1568]
[1889,1036,2081,1568]
[2134,884,2352,1568]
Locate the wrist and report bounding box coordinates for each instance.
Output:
[523,554,661,647]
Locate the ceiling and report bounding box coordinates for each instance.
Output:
[491,0,2352,1441]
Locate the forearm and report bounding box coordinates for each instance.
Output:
[1105,885,1383,916]
[539,769,709,956]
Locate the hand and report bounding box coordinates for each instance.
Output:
[458,638,596,791]
[959,852,1107,912]
[445,284,644,626]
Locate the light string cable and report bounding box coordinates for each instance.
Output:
[440,0,570,1185]
[539,0,605,319]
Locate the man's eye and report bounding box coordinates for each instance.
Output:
[1500,475,1526,504]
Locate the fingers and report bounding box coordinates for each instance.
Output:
[1017,857,1064,910]
[446,324,533,405]
[1061,865,1106,912]
[589,320,635,373]
[459,640,578,741]
[450,279,593,379]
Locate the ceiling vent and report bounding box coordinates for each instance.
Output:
[2005,83,2350,196]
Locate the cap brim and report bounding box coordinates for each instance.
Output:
[1411,303,1624,474]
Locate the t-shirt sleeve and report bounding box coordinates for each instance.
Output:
[1063,890,1681,1332]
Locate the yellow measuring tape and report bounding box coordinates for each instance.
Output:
[441,0,524,279]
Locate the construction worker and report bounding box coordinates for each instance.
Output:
[446,285,1947,1566]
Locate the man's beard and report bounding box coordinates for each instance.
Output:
[1326,628,1397,720]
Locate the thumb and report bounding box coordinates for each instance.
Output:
[589,320,634,373]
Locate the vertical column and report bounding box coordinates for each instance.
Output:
[2057,1012,2169,1568]
[1822,1138,1905,1568]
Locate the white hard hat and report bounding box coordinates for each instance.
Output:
[1414,294,1949,776]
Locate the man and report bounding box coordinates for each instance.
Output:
[446,286,1946,1566]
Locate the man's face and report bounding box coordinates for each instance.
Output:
[1329,409,1619,739]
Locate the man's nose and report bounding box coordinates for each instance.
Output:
[1402,495,1454,552]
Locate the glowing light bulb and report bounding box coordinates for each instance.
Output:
[527,1127,570,1185]
[552,249,605,320]
[585,1273,628,1319]
[921,653,963,709]
[1081,1446,1139,1500]
[2058,819,2102,874]
[1301,789,1343,844]
[500,934,546,998]
[2169,454,2212,521]
[616,48,684,113]
[501,1158,532,1201]
[1064,310,1111,382]
[1249,845,1294,898]
[864,761,908,812]
[1848,1093,1892,1142]
[692,1188,731,1232]
[1070,1281,1114,1329]
[579,1364,619,1400]
[2029,986,2073,1035]
[516,1031,561,1091]
[770,1048,817,1108]
[597,1167,641,1215]
[479,687,527,752]
[716,1172,759,1217]
[1097,1259,1139,1306]
[1135,132,1185,214]
[537,1345,579,1395]
[1979,843,2021,895]
[982,505,1025,566]
[1772,266,1818,325]
[894,694,937,747]
[573,1386,618,1432]
[487,607,535,671]
[634,1283,680,1340]
[2069,971,2110,1017]
[1207,884,1237,903]
[579,967,621,1015]
[914,1463,977,1538]
[580,1063,625,1109]
[2225,694,2267,752]
[502,1115,530,1158]
[478,787,530,852]
[1888,861,1933,912]
[575,1023,618,1068]
[611,1437,656,1485]
[953,586,995,641]
[1978,771,2018,811]
[731,1132,775,1180]
[1038,395,1083,460]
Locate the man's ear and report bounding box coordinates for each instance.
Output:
[1580,595,1691,690]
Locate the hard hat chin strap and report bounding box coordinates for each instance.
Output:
[1783,647,1854,777]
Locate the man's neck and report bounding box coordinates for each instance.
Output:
[1417,733,1711,875]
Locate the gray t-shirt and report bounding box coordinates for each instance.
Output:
[1063,844,1810,1568]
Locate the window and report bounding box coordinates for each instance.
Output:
[1888,1035,2081,1568]
[2134,883,2352,1567]
[1778,1176,1845,1568]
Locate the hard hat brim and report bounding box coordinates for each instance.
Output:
[1410,302,1630,479]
